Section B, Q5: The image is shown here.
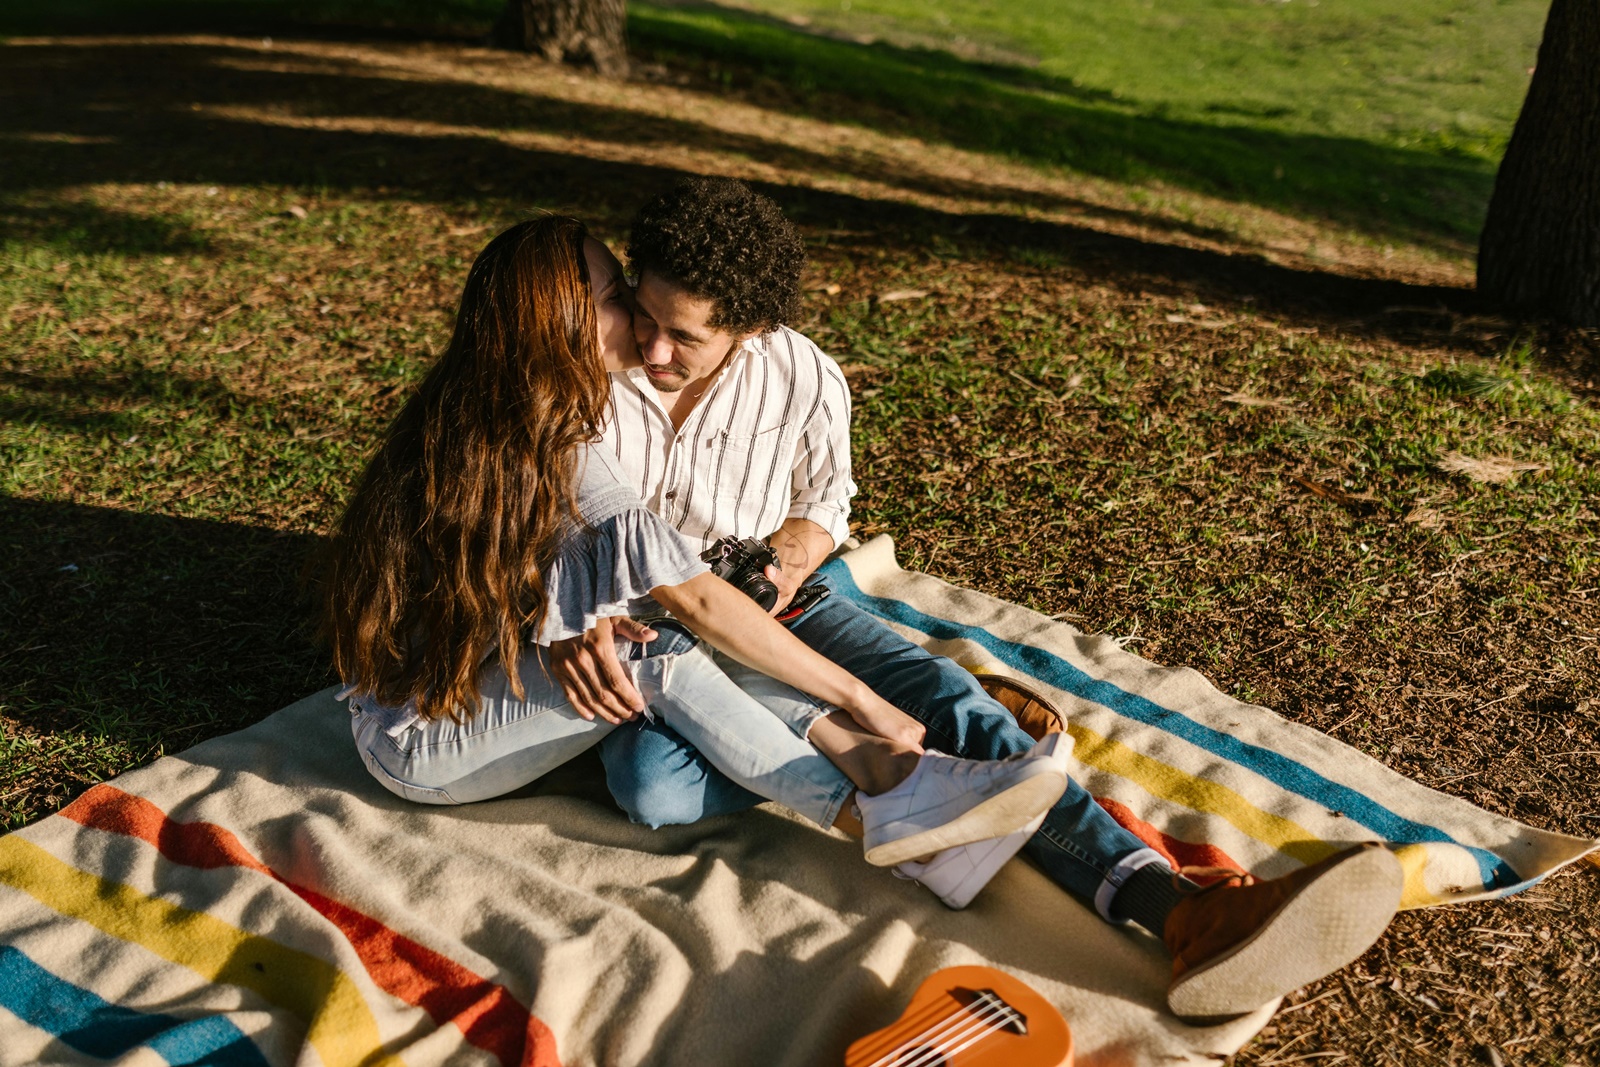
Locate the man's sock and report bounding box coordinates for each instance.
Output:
[1109,863,1187,937]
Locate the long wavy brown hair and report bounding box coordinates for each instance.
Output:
[320,216,609,722]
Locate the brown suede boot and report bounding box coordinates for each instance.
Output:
[1164,842,1403,1023]
[977,674,1065,741]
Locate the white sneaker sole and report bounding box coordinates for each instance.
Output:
[1167,844,1403,1023]
[863,734,1069,867]
[899,811,1048,909]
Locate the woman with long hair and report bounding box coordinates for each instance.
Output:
[322,216,1068,887]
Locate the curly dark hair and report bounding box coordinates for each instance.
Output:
[627,178,805,335]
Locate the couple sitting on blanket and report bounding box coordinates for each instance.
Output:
[324,178,1404,1024]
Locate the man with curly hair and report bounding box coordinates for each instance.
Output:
[548,177,1404,1024]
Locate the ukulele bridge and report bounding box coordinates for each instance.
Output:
[958,988,1027,1036]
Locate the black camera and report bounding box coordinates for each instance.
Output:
[701,536,781,611]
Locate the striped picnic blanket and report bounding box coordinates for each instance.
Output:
[1,536,1593,1067]
[822,537,1596,908]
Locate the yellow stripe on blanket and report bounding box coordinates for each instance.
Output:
[0,836,401,1067]
[1066,722,1345,867]
[1067,723,1457,907]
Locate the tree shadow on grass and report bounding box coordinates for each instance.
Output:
[2,0,1497,254]
[628,1,1494,253]
[0,39,1250,252]
[0,200,218,258]
[0,364,253,438]
[0,38,1492,353]
[0,496,330,826]
[0,0,500,42]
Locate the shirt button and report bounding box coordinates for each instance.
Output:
[665,489,678,500]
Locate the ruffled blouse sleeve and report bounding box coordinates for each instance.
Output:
[535,504,709,645]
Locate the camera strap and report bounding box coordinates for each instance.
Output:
[775,582,832,622]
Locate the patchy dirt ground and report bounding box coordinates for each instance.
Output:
[2,33,1597,1066]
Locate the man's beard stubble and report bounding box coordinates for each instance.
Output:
[645,363,691,392]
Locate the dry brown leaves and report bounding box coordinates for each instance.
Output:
[1436,451,1552,485]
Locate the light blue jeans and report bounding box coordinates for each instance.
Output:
[349,624,854,829]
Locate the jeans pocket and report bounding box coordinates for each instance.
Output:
[351,717,460,805]
[359,745,460,805]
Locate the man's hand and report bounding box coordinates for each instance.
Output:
[764,518,834,615]
[762,561,805,615]
[547,616,658,724]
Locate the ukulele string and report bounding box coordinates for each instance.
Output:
[897,1007,1013,1067]
[863,1002,992,1067]
[891,1005,1012,1067]
[885,1002,1013,1067]
[864,998,1014,1067]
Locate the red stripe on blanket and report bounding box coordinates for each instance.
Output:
[60,785,560,1067]
[1093,795,1243,873]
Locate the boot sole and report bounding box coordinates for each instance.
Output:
[862,747,1068,867]
[1167,844,1403,1023]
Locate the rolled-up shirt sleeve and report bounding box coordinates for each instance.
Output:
[787,358,857,548]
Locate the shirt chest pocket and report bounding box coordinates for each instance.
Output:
[698,426,792,504]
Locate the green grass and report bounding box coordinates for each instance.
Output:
[721,0,1542,162]
[0,0,1546,251]
[626,0,1541,250]
[831,287,1599,616]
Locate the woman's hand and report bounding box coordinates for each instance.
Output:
[547,616,658,723]
[844,693,926,754]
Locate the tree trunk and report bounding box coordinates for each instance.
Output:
[1478,0,1600,325]
[496,0,628,77]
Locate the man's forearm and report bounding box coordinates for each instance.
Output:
[768,517,835,586]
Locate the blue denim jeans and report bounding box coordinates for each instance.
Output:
[599,574,1161,914]
[350,624,853,828]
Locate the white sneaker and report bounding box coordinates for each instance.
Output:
[857,732,1070,867]
[895,810,1047,909]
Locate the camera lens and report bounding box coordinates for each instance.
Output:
[739,572,781,612]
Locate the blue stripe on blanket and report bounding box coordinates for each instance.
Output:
[820,559,1520,890]
[0,946,270,1067]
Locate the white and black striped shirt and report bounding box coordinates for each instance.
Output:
[600,326,856,553]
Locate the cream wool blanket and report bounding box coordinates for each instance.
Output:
[2,536,1594,1067]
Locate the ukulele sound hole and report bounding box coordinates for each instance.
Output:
[891,1049,946,1067]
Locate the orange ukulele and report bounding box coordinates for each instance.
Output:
[845,966,1074,1067]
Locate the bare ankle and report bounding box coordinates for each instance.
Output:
[886,748,922,787]
[860,747,921,796]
